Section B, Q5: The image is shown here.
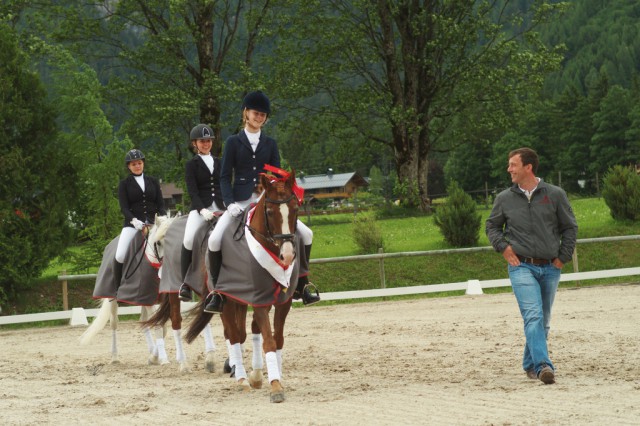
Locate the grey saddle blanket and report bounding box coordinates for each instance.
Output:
[159,215,214,296]
[92,232,160,306]
[215,214,309,307]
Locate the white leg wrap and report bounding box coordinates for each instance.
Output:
[143,327,156,354]
[276,349,283,377]
[111,329,118,357]
[226,339,234,367]
[173,329,186,363]
[252,334,263,369]
[230,343,247,380]
[266,351,281,383]
[203,324,216,353]
[156,338,166,357]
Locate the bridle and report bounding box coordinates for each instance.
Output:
[236,192,297,252]
[262,192,297,248]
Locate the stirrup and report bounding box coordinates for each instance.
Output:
[301,283,321,306]
[203,291,225,313]
[178,283,192,302]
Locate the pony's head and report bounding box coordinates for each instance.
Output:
[255,170,299,266]
[145,213,174,266]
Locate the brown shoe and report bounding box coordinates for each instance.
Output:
[526,369,537,380]
[539,365,555,384]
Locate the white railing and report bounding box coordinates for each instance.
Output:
[1,235,638,326]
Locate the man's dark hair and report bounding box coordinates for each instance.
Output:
[509,147,539,174]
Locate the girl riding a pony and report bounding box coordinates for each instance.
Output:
[113,149,166,288]
[203,90,320,313]
[178,124,225,301]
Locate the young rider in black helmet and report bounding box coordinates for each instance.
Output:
[203,90,320,313]
[114,149,166,288]
[178,124,225,301]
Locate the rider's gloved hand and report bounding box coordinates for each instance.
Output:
[131,218,145,230]
[227,203,243,218]
[200,208,214,221]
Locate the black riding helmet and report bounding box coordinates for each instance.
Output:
[190,124,213,140]
[242,90,271,115]
[125,149,145,165]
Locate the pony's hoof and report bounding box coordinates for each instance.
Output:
[270,380,285,403]
[249,369,263,389]
[148,355,160,365]
[205,352,215,373]
[223,357,232,374]
[111,358,120,365]
[179,363,191,374]
[270,391,285,403]
[159,358,170,365]
[235,379,251,392]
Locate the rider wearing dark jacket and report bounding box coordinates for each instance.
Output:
[178,124,225,301]
[114,149,166,288]
[204,90,320,313]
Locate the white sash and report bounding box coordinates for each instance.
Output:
[244,205,294,288]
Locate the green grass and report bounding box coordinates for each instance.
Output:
[306,197,640,294]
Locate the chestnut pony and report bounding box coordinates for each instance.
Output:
[186,170,301,403]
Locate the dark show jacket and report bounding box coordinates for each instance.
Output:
[220,130,280,206]
[118,174,166,227]
[185,155,224,212]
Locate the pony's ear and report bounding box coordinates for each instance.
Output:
[259,173,270,190]
[286,169,296,186]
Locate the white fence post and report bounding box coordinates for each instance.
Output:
[466,279,483,295]
[69,308,88,327]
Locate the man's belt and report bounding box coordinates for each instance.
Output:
[517,255,552,265]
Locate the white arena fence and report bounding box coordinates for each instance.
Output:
[1,235,638,327]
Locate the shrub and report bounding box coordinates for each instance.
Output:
[602,165,640,221]
[433,181,481,247]
[352,212,385,254]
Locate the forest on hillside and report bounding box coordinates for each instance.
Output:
[1,0,639,295]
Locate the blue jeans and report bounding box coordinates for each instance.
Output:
[508,262,561,375]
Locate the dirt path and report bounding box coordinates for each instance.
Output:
[1,284,639,425]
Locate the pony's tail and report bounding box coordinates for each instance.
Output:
[184,295,213,344]
[79,298,112,346]
[140,294,170,329]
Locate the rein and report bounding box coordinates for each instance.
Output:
[232,193,297,250]
[124,226,161,280]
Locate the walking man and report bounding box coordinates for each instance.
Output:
[486,147,578,384]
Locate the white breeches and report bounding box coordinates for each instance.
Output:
[183,210,205,250]
[296,220,313,246]
[208,197,256,252]
[115,227,137,263]
[207,196,313,251]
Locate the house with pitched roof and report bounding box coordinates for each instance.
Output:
[296,169,369,202]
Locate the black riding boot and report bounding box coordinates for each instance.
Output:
[294,244,321,305]
[113,260,124,291]
[179,246,193,301]
[204,250,225,313]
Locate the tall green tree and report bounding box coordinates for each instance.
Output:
[590,85,634,173]
[16,0,281,167]
[0,25,73,302]
[42,45,132,268]
[279,0,565,211]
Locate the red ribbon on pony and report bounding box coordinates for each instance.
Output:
[262,164,305,205]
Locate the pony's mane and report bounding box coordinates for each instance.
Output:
[149,214,174,244]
